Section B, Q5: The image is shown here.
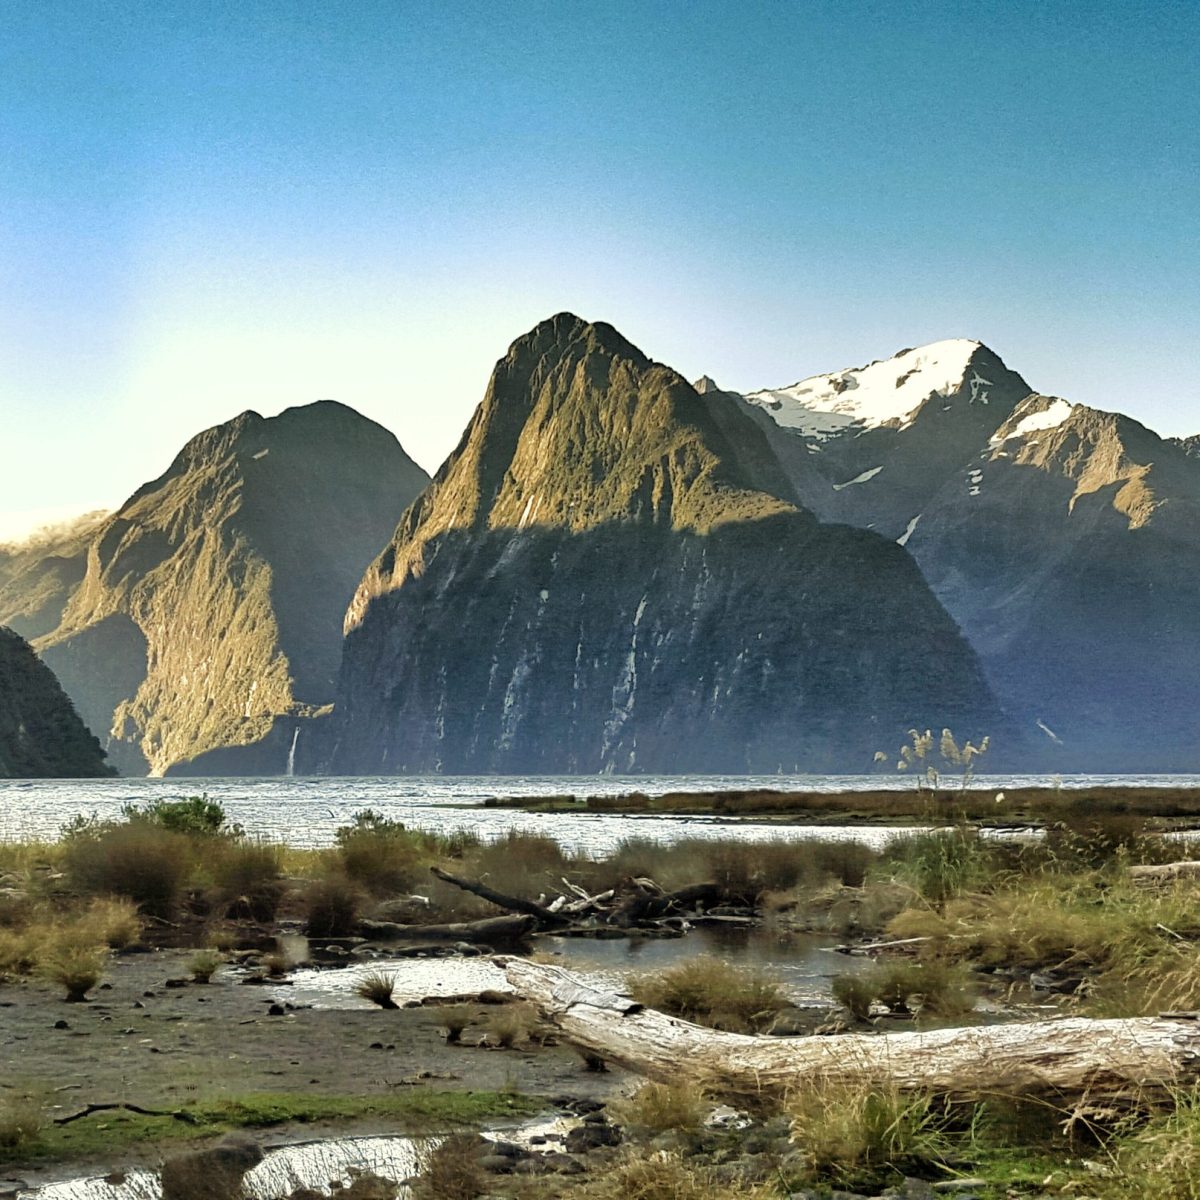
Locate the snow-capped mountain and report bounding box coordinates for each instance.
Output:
[744,338,1002,438]
[716,344,1200,771]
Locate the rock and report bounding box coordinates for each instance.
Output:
[933,1182,989,1192]
[565,1121,621,1152]
[160,1135,263,1200]
[52,1019,69,1030]
[267,1003,285,1016]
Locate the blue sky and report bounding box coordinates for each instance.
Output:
[2,0,1197,536]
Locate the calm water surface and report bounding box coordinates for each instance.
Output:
[1,773,1196,854]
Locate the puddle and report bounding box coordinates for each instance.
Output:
[285,926,865,1009]
[15,1118,574,1199]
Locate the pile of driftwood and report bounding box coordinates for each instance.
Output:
[357,866,735,947]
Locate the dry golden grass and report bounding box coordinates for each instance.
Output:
[611,1081,709,1135]
[628,956,788,1033]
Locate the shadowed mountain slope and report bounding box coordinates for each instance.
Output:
[0,626,112,777]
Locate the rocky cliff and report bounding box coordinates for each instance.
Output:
[33,402,429,775]
[329,314,1000,774]
[0,626,112,777]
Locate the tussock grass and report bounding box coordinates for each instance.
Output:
[485,1003,534,1048]
[628,956,788,1033]
[62,820,192,918]
[833,957,977,1021]
[612,1081,708,1136]
[41,943,104,1001]
[439,1003,472,1043]
[355,970,399,1009]
[574,1150,776,1200]
[787,1079,951,1186]
[0,1091,45,1151]
[187,950,222,983]
[412,1133,486,1200]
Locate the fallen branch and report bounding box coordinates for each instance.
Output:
[359,914,537,943]
[429,867,572,928]
[55,1102,197,1126]
[503,957,1200,1103]
[1130,862,1200,889]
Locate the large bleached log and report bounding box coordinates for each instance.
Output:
[503,958,1200,1103]
[1129,861,1200,889]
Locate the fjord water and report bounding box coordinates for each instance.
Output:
[1,773,1196,854]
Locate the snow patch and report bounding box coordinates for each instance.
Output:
[1003,399,1074,441]
[897,514,921,546]
[832,465,883,491]
[744,339,983,438]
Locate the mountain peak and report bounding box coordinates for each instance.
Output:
[744,338,1023,440]
[693,375,723,394]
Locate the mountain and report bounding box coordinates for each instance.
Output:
[729,344,1200,770]
[0,626,112,777]
[1170,434,1200,459]
[328,314,1000,774]
[29,401,429,776]
[0,511,108,641]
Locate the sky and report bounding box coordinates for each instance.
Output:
[2,0,1197,539]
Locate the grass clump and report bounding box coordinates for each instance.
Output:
[187,950,222,983]
[787,1080,951,1188]
[612,1081,708,1136]
[833,958,977,1022]
[355,970,399,1009]
[41,943,105,1001]
[0,1091,45,1152]
[486,1003,533,1048]
[210,840,284,921]
[575,1150,775,1200]
[61,819,192,918]
[439,1003,472,1043]
[883,828,994,908]
[412,1132,487,1200]
[628,956,788,1033]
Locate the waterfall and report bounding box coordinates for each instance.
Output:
[286,726,300,777]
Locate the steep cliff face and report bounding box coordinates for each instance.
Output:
[0,626,112,777]
[36,402,429,776]
[330,315,999,774]
[908,396,1200,769]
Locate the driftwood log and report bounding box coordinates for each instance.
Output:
[503,958,1200,1104]
[429,867,572,928]
[1130,861,1200,889]
[359,914,537,943]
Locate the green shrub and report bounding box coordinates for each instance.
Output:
[188,950,222,983]
[125,795,240,837]
[885,828,994,907]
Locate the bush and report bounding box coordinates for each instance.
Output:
[412,1132,487,1200]
[211,840,284,921]
[129,795,239,836]
[63,820,191,918]
[335,810,432,896]
[304,875,362,937]
[628,956,788,1033]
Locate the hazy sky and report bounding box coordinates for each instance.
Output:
[2,0,1197,539]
